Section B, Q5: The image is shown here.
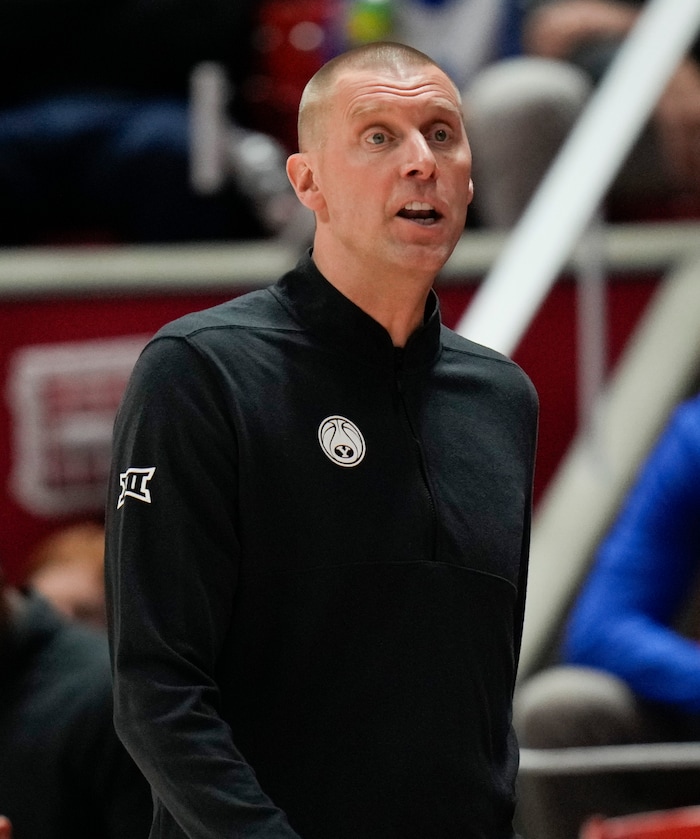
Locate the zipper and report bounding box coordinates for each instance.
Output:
[393,348,438,561]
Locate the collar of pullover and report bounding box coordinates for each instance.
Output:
[271,251,443,372]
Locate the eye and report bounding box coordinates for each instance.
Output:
[433,128,449,142]
[367,131,387,145]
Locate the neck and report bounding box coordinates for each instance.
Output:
[356,287,429,347]
[311,251,433,347]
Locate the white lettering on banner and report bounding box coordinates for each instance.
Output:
[7,336,150,516]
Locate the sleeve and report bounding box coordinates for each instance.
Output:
[514,374,540,681]
[105,335,302,839]
[563,399,700,712]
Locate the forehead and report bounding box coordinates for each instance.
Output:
[335,66,462,122]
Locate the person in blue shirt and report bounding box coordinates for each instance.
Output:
[514,392,700,839]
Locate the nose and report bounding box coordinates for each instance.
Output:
[400,131,437,180]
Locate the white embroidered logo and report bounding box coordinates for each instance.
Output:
[117,467,156,509]
[318,416,366,467]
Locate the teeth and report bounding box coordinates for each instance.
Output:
[404,201,434,211]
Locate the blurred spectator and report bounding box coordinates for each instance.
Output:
[0,0,299,245]
[342,0,524,89]
[514,392,700,839]
[25,521,106,631]
[0,566,152,837]
[465,0,700,226]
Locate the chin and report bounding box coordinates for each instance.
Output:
[403,238,455,269]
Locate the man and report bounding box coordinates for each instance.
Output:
[0,569,152,837]
[515,392,700,839]
[466,0,700,227]
[106,42,539,839]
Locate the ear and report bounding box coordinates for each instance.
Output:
[286,152,325,212]
[467,177,474,205]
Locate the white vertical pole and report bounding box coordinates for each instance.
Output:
[189,62,230,195]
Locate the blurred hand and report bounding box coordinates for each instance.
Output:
[524,0,637,58]
[655,58,700,192]
[0,816,12,839]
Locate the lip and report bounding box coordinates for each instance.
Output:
[397,214,442,227]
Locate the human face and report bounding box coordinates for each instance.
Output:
[299,64,473,284]
[31,562,106,630]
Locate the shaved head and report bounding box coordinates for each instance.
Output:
[296,41,462,152]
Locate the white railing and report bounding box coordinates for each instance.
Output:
[520,742,700,776]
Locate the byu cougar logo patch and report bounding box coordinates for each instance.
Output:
[117,467,156,508]
[318,416,366,467]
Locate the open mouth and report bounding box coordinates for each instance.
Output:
[397,201,442,226]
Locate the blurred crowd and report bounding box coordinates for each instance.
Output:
[1,0,698,249]
[0,520,151,837]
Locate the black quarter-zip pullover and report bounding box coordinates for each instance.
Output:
[106,251,539,839]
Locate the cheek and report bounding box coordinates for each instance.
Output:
[325,175,374,220]
[451,160,474,204]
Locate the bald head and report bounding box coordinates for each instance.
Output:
[297,42,461,152]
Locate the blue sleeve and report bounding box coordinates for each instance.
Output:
[563,396,700,712]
